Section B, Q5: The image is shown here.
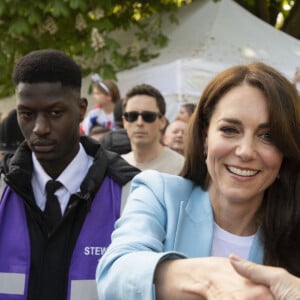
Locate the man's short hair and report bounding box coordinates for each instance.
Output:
[12,49,82,88]
[123,84,166,116]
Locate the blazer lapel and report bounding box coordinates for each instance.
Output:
[173,187,214,258]
[171,184,264,262]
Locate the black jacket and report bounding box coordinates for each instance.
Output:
[100,128,131,155]
[0,136,139,300]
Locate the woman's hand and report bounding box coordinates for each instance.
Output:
[154,256,274,300]
[230,254,300,300]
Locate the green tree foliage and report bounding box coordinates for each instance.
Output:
[234,0,299,38]
[0,0,191,97]
[0,0,298,98]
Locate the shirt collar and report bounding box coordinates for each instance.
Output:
[32,143,93,195]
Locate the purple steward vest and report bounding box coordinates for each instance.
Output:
[0,176,121,300]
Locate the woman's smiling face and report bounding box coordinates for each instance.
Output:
[206,84,283,208]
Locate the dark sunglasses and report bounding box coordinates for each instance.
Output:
[123,111,162,123]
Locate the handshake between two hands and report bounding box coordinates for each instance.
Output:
[229,254,300,300]
[155,254,300,300]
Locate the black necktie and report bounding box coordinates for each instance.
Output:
[44,180,62,231]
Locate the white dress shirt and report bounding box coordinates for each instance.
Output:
[32,143,93,215]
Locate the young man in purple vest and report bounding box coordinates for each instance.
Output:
[0,49,139,300]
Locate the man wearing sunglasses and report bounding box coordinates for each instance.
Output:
[121,84,184,175]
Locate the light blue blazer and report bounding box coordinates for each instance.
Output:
[96,170,263,299]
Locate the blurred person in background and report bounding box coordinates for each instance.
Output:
[176,102,196,122]
[100,99,131,155]
[162,119,187,155]
[80,74,120,135]
[292,67,300,93]
[0,108,24,159]
[88,124,111,142]
[121,84,184,175]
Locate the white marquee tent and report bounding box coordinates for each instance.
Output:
[1,0,299,117]
[116,0,300,120]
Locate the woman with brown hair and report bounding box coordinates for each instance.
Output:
[96,62,300,299]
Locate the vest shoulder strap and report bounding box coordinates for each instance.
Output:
[120,180,132,214]
[0,174,7,202]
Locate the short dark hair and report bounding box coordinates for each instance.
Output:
[12,49,82,89]
[181,103,196,116]
[123,84,166,116]
[113,98,124,128]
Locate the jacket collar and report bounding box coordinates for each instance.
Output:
[177,187,263,263]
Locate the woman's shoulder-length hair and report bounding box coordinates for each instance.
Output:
[180,62,300,188]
